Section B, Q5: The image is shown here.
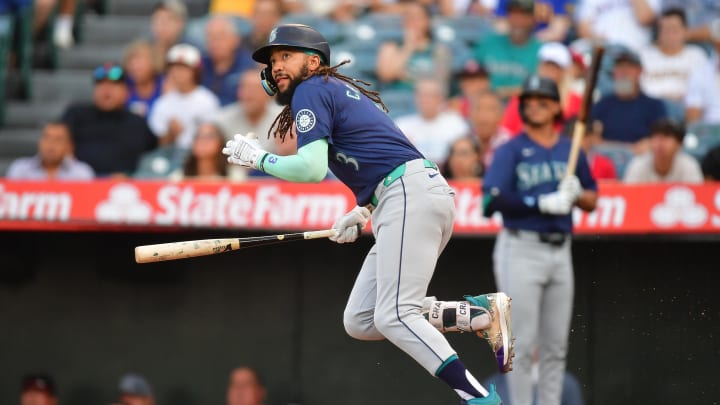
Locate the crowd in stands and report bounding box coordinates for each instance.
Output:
[19,367,268,405]
[2,0,720,184]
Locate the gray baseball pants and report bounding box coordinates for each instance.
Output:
[342,158,459,374]
[493,228,574,405]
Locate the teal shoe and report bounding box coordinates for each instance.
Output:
[462,384,502,405]
[465,293,514,373]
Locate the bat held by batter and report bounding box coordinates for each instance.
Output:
[134,229,338,264]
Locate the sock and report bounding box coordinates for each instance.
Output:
[436,355,489,400]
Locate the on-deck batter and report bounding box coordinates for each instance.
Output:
[482,76,598,405]
[221,24,513,405]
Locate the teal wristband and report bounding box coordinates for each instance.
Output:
[257,153,270,172]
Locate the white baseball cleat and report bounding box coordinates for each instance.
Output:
[465,292,515,373]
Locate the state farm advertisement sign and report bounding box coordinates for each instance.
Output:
[1,180,719,234]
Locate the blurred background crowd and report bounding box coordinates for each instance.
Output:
[1,0,720,185]
[20,368,268,405]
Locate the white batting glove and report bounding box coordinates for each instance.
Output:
[329,206,371,244]
[558,175,583,201]
[538,190,574,215]
[222,133,267,169]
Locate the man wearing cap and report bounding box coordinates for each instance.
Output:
[149,43,220,149]
[624,119,703,183]
[448,60,491,119]
[117,373,155,405]
[590,50,667,150]
[483,76,597,405]
[494,0,573,42]
[473,0,542,99]
[222,23,514,405]
[21,374,57,405]
[60,62,157,177]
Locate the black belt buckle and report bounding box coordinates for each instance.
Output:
[539,232,566,246]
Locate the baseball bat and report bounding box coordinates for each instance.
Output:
[566,45,605,177]
[135,229,338,264]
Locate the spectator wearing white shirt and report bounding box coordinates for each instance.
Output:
[394,77,469,166]
[639,8,710,102]
[576,0,661,51]
[685,55,720,125]
[662,0,720,47]
[624,119,703,183]
[149,44,220,149]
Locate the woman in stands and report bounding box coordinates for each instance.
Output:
[124,40,165,120]
[171,122,244,182]
[375,2,451,90]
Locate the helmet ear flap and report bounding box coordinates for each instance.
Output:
[260,66,277,96]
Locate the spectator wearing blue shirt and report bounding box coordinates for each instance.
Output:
[201,15,256,106]
[123,39,164,119]
[495,0,573,42]
[590,50,667,151]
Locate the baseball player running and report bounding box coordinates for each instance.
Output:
[482,76,597,405]
[222,24,513,405]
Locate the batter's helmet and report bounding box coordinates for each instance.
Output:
[518,75,563,124]
[252,24,331,66]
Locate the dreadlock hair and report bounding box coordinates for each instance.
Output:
[267,60,389,142]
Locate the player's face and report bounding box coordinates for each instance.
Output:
[269,48,314,105]
[522,96,560,127]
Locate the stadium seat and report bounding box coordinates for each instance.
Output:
[343,14,403,45]
[380,88,416,119]
[280,13,342,44]
[133,146,190,179]
[684,124,720,161]
[594,142,635,179]
[184,15,253,49]
[661,99,685,122]
[432,15,494,46]
[330,41,379,83]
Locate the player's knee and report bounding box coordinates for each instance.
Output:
[343,309,378,340]
[372,311,398,335]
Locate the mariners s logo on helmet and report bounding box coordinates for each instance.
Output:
[268,28,277,43]
[295,109,316,133]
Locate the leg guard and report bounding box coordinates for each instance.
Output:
[422,297,491,333]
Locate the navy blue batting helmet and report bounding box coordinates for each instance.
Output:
[252,24,330,66]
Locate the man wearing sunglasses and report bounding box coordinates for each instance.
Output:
[60,62,157,177]
[482,76,597,405]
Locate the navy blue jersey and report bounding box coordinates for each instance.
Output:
[291,75,424,205]
[482,133,597,234]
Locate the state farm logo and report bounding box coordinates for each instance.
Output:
[95,183,152,224]
[0,183,72,221]
[650,186,707,228]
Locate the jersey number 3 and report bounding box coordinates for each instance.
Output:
[336,152,360,171]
